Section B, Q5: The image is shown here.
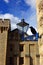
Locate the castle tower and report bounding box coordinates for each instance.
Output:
[36,0,43,65]
[0,19,10,65]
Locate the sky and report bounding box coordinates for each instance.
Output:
[0,0,37,35]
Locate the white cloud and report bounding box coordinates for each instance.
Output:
[24,0,36,8]
[27,28,33,35]
[4,0,9,3]
[0,13,20,30]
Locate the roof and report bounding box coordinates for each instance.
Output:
[17,19,29,27]
[11,28,28,35]
[10,28,39,41]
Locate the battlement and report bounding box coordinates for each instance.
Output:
[0,19,10,29]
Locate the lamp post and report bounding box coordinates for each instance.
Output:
[17,19,29,40]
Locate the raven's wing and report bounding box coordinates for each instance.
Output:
[30,26,36,34]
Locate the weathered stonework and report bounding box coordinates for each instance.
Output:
[0,19,10,65]
[36,0,43,65]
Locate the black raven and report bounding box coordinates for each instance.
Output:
[30,26,37,34]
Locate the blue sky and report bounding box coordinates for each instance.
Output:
[0,0,37,33]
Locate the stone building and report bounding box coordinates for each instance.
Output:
[0,19,10,65]
[36,0,43,65]
[0,0,43,65]
[0,19,40,65]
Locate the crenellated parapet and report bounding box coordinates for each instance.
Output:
[0,19,10,33]
[0,19,10,29]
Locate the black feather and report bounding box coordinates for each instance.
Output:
[30,26,36,34]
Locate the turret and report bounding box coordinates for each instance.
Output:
[0,19,10,65]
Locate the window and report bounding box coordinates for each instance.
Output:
[1,27,3,33]
[19,57,24,64]
[19,44,23,52]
